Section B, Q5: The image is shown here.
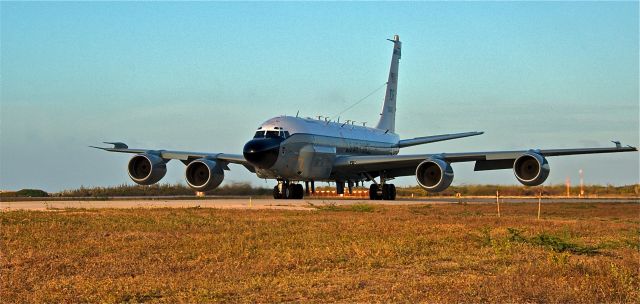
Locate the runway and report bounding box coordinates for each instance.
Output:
[1,197,637,211]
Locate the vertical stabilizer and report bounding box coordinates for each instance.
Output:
[375,35,401,133]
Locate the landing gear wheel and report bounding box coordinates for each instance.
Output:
[273,185,283,199]
[369,184,382,200]
[390,184,396,200]
[294,184,304,199]
[382,184,397,200]
[284,184,293,199]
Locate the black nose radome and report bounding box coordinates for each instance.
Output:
[243,138,283,169]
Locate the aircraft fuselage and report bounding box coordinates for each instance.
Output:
[243,116,399,181]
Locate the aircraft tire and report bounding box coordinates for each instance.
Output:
[273,186,283,199]
[382,184,397,200]
[389,184,397,200]
[369,184,381,200]
[382,184,389,200]
[284,184,294,199]
[293,184,304,199]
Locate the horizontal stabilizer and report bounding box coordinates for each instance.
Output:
[103,142,128,149]
[398,131,483,148]
[89,141,139,152]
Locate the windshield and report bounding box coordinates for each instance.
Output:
[265,131,280,138]
[254,130,289,139]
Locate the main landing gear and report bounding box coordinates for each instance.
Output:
[369,183,396,200]
[273,180,307,199]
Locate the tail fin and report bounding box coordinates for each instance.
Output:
[375,34,401,133]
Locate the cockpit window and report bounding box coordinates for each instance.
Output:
[265,131,280,138]
[255,130,289,139]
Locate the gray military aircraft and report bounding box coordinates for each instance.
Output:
[93,35,637,200]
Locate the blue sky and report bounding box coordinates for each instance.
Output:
[1,2,638,192]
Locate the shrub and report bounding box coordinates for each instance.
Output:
[15,189,49,197]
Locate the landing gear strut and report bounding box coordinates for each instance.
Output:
[273,180,304,199]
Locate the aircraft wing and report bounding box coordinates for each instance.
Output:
[333,143,638,178]
[90,142,252,171]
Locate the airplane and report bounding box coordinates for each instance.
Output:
[93,35,637,200]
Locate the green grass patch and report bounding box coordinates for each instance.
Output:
[506,228,599,255]
[313,203,375,212]
[530,233,599,255]
[564,203,598,209]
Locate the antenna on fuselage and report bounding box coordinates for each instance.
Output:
[296,110,299,118]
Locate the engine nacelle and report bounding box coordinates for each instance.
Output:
[185,159,225,192]
[513,152,550,186]
[415,158,454,192]
[128,154,167,185]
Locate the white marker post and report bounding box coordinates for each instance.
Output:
[579,169,584,198]
[537,191,542,220]
[496,190,501,217]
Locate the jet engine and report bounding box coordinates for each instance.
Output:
[415,158,454,192]
[513,151,550,186]
[128,154,167,185]
[185,159,225,192]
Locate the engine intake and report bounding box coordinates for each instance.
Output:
[513,152,550,186]
[415,158,454,192]
[185,159,225,192]
[128,154,167,185]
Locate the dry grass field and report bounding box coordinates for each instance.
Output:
[1,202,638,302]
